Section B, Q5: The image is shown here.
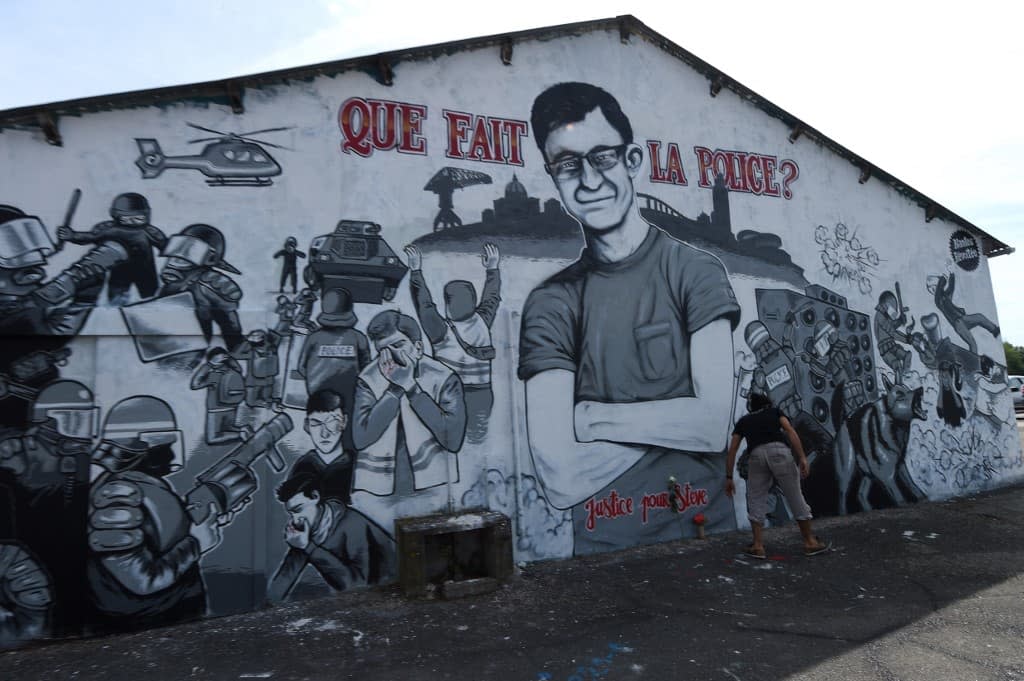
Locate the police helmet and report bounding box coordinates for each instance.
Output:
[877,290,899,316]
[96,395,183,472]
[162,224,240,274]
[31,380,98,441]
[110,193,151,223]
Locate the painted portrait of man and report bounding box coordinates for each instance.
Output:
[518,82,741,553]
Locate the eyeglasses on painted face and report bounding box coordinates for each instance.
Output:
[545,144,628,181]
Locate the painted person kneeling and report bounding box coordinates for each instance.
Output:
[724,393,829,559]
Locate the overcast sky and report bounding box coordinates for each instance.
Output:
[3,0,1022,342]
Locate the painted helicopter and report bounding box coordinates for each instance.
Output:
[134,123,291,186]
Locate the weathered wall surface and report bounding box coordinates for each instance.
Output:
[1,27,1020,645]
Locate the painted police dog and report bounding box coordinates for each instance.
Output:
[834,374,928,514]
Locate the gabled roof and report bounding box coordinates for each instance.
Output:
[0,15,1011,257]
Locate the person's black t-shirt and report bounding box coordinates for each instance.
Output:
[733,407,789,451]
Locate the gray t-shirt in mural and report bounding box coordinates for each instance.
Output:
[519,226,741,554]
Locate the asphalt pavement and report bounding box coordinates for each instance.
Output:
[3,464,1024,680]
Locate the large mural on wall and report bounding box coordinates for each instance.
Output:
[1,29,1020,648]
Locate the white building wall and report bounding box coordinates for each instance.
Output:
[0,26,1018,643]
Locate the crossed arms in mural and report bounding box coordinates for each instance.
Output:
[524,319,735,509]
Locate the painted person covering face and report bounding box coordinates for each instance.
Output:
[283,483,322,545]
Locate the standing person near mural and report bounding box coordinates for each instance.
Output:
[87,396,225,632]
[290,389,356,504]
[518,82,740,553]
[267,472,394,601]
[273,237,305,294]
[57,192,167,305]
[295,287,369,449]
[351,310,466,497]
[743,320,835,514]
[190,348,246,445]
[404,243,500,444]
[158,223,244,352]
[724,392,829,559]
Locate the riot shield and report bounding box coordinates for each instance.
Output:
[120,292,210,362]
[280,326,310,409]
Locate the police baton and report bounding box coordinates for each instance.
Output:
[54,188,81,252]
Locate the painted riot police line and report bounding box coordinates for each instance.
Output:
[0,195,423,642]
[1,64,1019,649]
[0,196,128,429]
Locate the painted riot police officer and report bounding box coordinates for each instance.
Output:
[0,380,97,635]
[292,288,317,330]
[799,320,866,418]
[744,321,803,418]
[274,294,297,335]
[57,193,167,304]
[296,287,370,448]
[874,289,914,385]
[1,380,97,506]
[190,348,246,445]
[0,204,126,428]
[88,396,223,631]
[234,329,282,408]
[158,223,244,352]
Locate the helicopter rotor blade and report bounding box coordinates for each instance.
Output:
[237,126,294,137]
[236,137,293,151]
[186,122,229,136]
[187,137,223,144]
